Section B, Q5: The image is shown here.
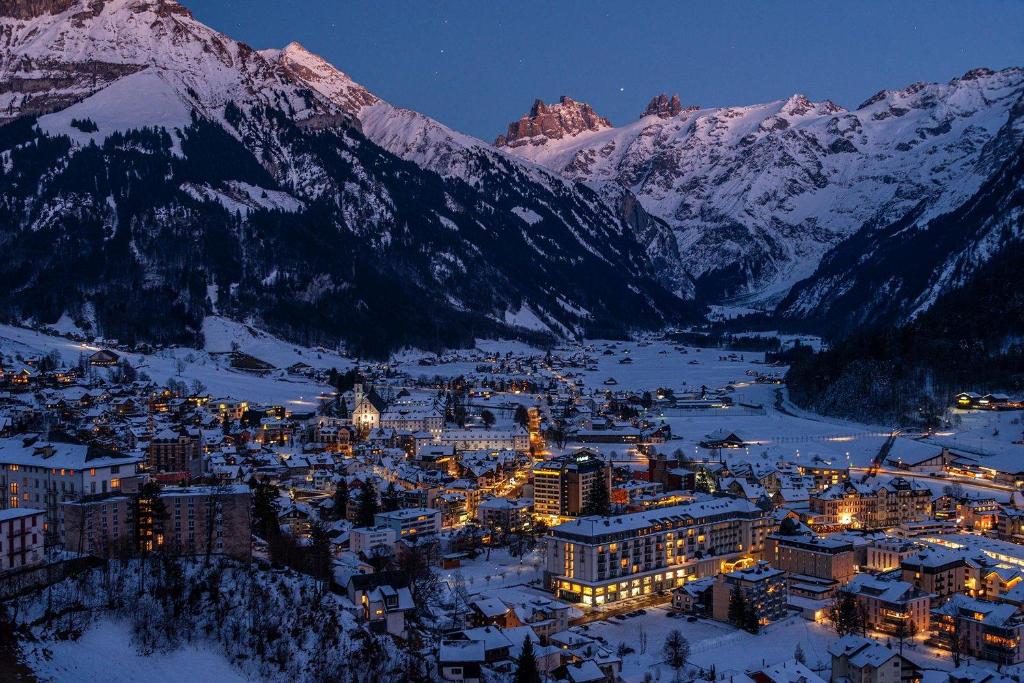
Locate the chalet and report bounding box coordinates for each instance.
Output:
[3,364,37,387]
[88,350,120,366]
[980,393,1013,410]
[955,391,983,408]
[469,597,517,628]
[364,583,414,637]
[286,361,314,377]
[700,430,745,449]
[828,635,922,683]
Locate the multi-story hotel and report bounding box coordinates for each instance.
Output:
[543,498,772,606]
[809,477,931,529]
[532,451,609,520]
[438,428,529,453]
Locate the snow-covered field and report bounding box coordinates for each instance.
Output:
[24,618,253,683]
[0,318,353,406]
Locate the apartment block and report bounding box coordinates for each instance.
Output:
[0,508,45,572]
[711,561,787,626]
[60,485,251,560]
[765,532,856,584]
[532,450,609,520]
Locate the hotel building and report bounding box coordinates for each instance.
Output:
[542,498,772,606]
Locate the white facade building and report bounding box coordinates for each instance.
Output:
[438,428,529,453]
[350,525,398,554]
[373,507,441,539]
[0,438,141,524]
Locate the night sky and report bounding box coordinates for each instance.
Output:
[191,1,1024,141]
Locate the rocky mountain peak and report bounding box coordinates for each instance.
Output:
[642,93,683,119]
[272,41,379,115]
[495,95,611,147]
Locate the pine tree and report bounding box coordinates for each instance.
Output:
[513,404,529,427]
[251,480,281,539]
[381,481,401,512]
[307,521,333,587]
[829,591,862,636]
[743,602,761,634]
[332,480,349,520]
[727,583,746,627]
[514,635,541,683]
[356,481,379,528]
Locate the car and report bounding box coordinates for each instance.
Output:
[687,616,698,622]
[614,614,627,621]
[637,609,647,615]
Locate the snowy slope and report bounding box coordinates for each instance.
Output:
[498,70,1024,306]
[0,0,349,130]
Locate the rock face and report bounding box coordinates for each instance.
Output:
[500,71,1024,311]
[0,0,79,19]
[495,96,612,147]
[642,93,684,118]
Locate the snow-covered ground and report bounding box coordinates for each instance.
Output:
[579,607,958,683]
[24,618,254,683]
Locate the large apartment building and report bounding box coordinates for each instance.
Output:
[711,562,787,626]
[543,498,772,606]
[843,574,932,635]
[373,507,442,538]
[147,428,202,477]
[765,532,856,584]
[532,451,610,520]
[60,485,252,560]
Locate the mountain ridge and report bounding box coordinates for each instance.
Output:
[0,0,695,356]
[497,67,1024,310]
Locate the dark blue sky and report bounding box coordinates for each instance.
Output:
[192,1,1024,141]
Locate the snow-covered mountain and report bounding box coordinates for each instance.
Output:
[269,42,693,296]
[0,0,693,355]
[497,70,1024,308]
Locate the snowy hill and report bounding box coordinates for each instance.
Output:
[497,69,1024,309]
[0,0,694,356]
